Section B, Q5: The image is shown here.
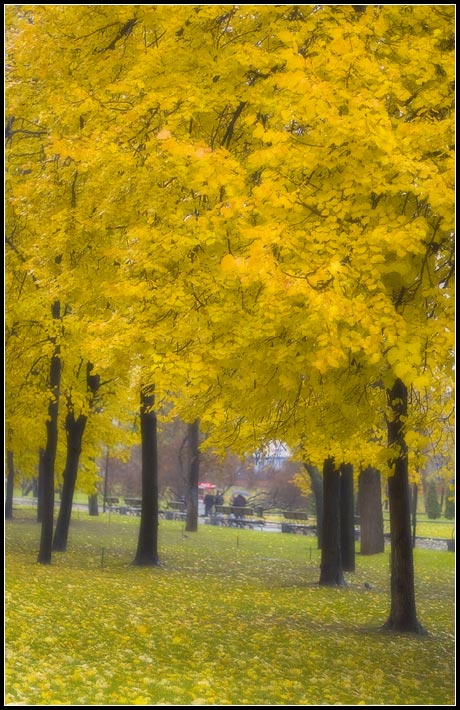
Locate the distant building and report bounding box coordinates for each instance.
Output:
[252,442,291,473]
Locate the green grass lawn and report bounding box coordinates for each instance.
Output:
[5,509,455,706]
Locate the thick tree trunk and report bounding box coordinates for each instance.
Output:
[304,463,323,549]
[88,493,99,516]
[133,386,159,566]
[319,458,345,586]
[384,379,425,633]
[53,414,87,551]
[358,467,384,555]
[5,450,15,519]
[340,463,355,572]
[185,420,200,532]
[37,301,61,564]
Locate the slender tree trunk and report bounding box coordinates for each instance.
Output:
[411,483,418,549]
[37,300,61,565]
[358,467,384,554]
[304,463,323,549]
[37,448,45,523]
[88,493,99,516]
[384,379,425,633]
[319,458,345,586]
[185,420,200,532]
[340,463,355,572]
[133,385,159,566]
[53,414,87,551]
[103,447,109,512]
[5,450,15,519]
[53,362,99,550]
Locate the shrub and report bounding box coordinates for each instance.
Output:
[425,481,441,519]
[444,493,455,520]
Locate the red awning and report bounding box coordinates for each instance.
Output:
[198,482,216,490]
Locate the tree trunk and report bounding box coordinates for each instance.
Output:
[103,447,109,512]
[304,463,323,549]
[88,493,99,516]
[53,362,99,550]
[319,458,345,586]
[185,420,200,532]
[37,448,45,523]
[340,463,355,572]
[358,467,384,554]
[53,413,87,551]
[5,450,15,519]
[384,379,425,633]
[133,385,159,566]
[411,483,418,549]
[37,300,61,564]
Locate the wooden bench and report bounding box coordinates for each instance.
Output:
[104,497,121,513]
[211,506,265,530]
[236,517,265,530]
[164,501,186,521]
[282,511,309,521]
[124,498,142,515]
[281,522,317,535]
[214,505,232,516]
[281,512,315,535]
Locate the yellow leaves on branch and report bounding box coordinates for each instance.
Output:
[5,4,455,473]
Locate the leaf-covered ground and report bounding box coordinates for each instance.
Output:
[5,511,455,705]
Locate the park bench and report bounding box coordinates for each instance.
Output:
[281,511,315,535]
[213,504,232,517]
[163,501,186,521]
[124,498,142,516]
[104,496,121,513]
[236,517,266,531]
[211,506,265,530]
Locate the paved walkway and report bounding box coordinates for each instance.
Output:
[12,498,454,550]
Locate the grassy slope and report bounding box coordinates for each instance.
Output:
[5,509,455,706]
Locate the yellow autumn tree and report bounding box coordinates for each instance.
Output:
[6,5,454,627]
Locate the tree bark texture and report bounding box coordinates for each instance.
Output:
[133,385,159,566]
[319,458,345,586]
[384,379,425,633]
[53,413,87,551]
[37,301,61,564]
[185,420,200,532]
[358,467,385,555]
[304,463,323,549]
[340,463,355,572]
[5,450,15,519]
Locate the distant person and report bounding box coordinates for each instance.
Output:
[204,493,215,517]
[215,491,224,506]
[232,493,247,520]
